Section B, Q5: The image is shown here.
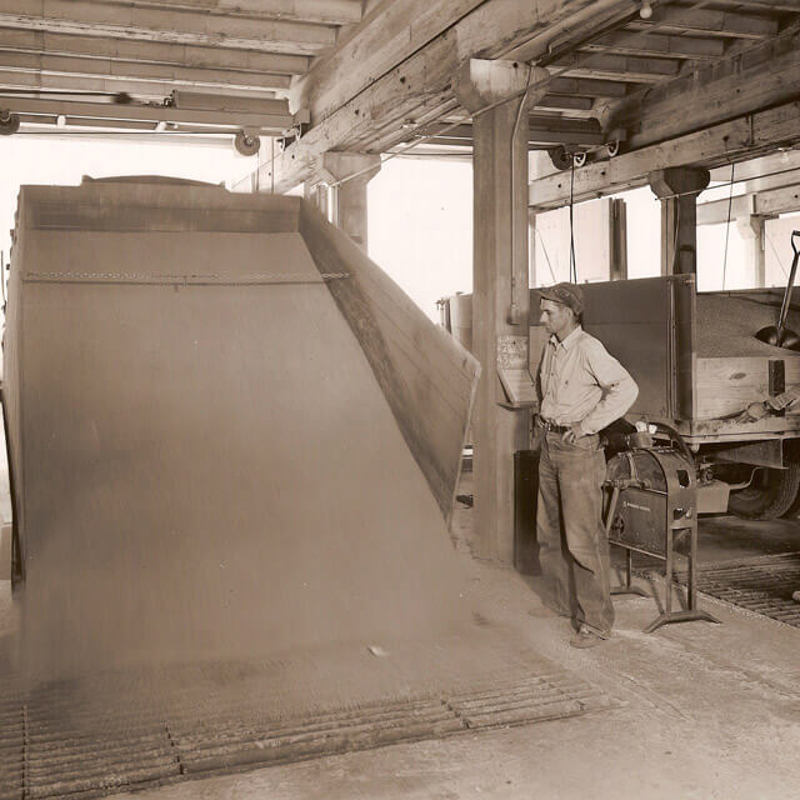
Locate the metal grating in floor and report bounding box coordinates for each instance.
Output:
[0,666,612,799]
[673,552,800,627]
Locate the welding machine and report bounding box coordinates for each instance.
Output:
[604,423,721,633]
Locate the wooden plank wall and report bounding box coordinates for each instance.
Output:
[696,358,800,418]
[298,201,480,524]
[530,277,678,419]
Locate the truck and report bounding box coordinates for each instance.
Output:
[440,274,800,520]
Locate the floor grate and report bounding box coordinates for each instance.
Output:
[0,664,611,799]
[669,552,800,627]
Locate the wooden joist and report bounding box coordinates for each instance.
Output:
[0,51,292,95]
[740,184,800,216]
[96,0,364,26]
[0,71,279,102]
[700,175,800,226]
[709,150,800,184]
[549,53,680,83]
[609,29,800,152]
[0,29,311,75]
[628,5,779,39]
[0,93,294,131]
[579,31,726,60]
[529,100,800,209]
[0,0,336,55]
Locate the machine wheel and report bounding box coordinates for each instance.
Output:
[727,464,800,520]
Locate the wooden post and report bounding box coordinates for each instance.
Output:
[650,167,710,275]
[737,214,768,288]
[303,181,330,220]
[321,152,381,251]
[455,59,548,563]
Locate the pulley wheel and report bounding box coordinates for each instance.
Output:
[0,110,20,135]
[234,130,261,156]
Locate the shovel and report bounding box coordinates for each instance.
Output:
[756,229,800,351]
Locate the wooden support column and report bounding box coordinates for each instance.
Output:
[737,214,769,288]
[455,59,548,563]
[321,152,381,251]
[650,167,710,275]
[304,181,329,220]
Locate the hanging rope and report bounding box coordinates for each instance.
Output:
[533,226,558,283]
[569,158,577,283]
[721,162,735,290]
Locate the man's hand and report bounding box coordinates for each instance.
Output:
[562,422,585,444]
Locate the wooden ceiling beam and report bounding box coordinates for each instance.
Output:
[0,51,292,94]
[709,150,800,185]
[698,182,800,224]
[96,0,363,26]
[290,0,489,123]
[580,31,726,60]
[0,29,311,75]
[609,29,800,152]
[696,194,749,226]
[0,0,336,55]
[627,6,779,39]
[257,0,630,193]
[529,100,800,209]
[352,93,459,155]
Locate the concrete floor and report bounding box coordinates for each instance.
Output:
[0,384,797,797]
[1,456,799,799]
[95,473,800,800]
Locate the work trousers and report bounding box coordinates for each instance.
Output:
[536,430,614,636]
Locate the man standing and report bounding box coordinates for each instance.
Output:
[535,282,638,648]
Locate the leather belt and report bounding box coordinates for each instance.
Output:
[536,417,572,434]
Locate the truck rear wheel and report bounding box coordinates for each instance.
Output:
[727,464,800,520]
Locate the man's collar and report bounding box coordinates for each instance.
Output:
[549,326,582,349]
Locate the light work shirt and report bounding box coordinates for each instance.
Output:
[537,326,638,435]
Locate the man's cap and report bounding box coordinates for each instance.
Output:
[538,282,584,315]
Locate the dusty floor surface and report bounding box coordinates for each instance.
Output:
[80,473,800,800]
[0,455,798,799]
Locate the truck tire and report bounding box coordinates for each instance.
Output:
[728,464,800,520]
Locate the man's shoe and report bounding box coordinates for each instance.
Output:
[569,625,607,649]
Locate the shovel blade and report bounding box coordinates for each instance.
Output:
[755,325,800,351]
